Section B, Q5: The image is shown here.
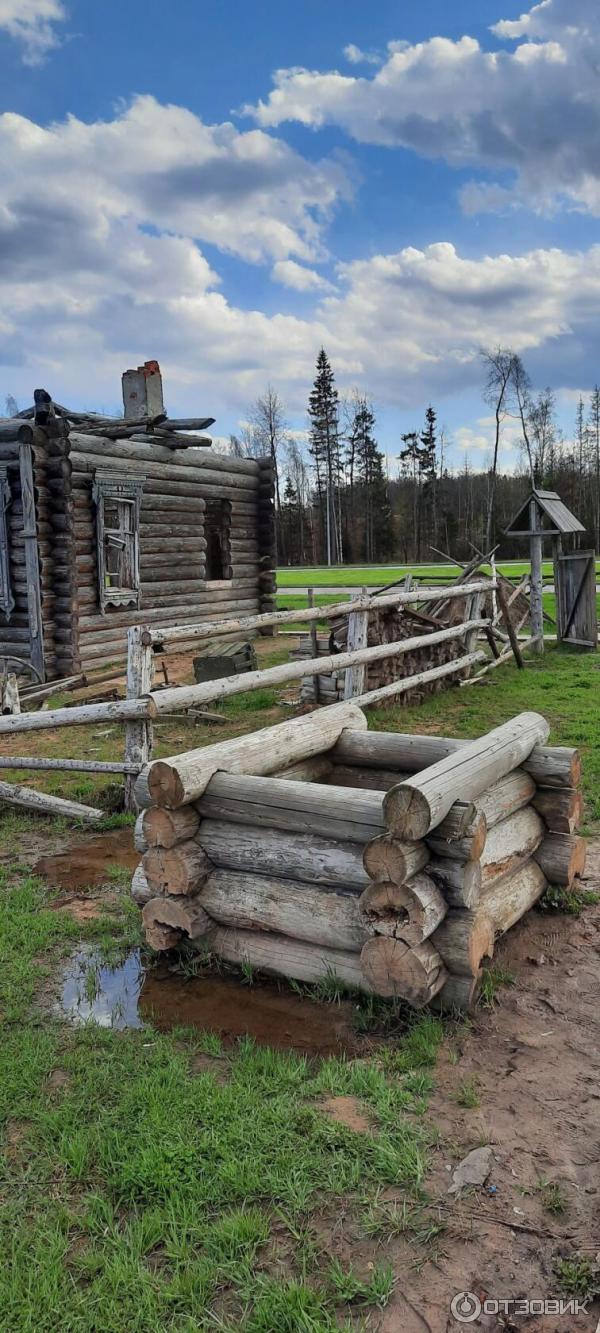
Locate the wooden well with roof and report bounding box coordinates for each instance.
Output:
[505,488,596,651]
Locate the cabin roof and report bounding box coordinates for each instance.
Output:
[504,487,585,536]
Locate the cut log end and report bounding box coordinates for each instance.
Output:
[383,784,431,841]
[360,936,447,1006]
[146,761,185,809]
[359,873,447,946]
[142,895,214,951]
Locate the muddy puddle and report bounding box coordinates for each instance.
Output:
[60,948,360,1055]
[35,827,138,891]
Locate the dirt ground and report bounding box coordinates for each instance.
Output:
[360,839,600,1333]
[15,817,600,1332]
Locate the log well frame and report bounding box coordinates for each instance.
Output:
[130,705,585,1011]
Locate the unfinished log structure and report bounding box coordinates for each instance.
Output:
[130,704,585,1009]
[0,364,276,681]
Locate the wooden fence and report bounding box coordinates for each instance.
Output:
[0,580,509,818]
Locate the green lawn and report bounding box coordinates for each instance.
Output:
[0,862,442,1332]
[277,561,600,588]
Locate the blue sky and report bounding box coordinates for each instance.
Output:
[0,0,599,475]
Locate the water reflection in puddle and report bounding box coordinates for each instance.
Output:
[60,948,360,1055]
[61,948,145,1029]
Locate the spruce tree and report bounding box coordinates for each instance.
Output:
[308,348,341,564]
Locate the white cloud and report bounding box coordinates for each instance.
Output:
[248,0,600,216]
[0,96,351,268]
[343,43,381,66]
[2,102,600,426]
[272,259,332,291]
[0,0,67,65]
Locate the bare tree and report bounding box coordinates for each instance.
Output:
[509,354,535,482]
[481,347,516,548]
[528,388,559,484]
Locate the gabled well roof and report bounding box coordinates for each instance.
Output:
[505,488,585,537]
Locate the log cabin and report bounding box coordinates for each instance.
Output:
[0,364,276,682]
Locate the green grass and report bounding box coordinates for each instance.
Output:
[455,1077,480,1109]
[277,560,600,589]
[0,857,446,1332]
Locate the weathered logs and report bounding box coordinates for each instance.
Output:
[433,974,481,1012]
[479,860,547,933]
[427,858,482,908]
[142,896,214,951]
[197,773,385,843]
[199,870,366,950]
[480,807,544,884]
[196,821,369,889]
[383,713,550,839]
[142,840,213,896]
[426,812,487,862]
[142,701,367,807]
[359,937,447,1006]
[0,779,102,822]
[534,833,587,887]
[532,787,584,834]
[332,731,580,789]
[358,873,447,945]
[210,927,371,992]
[431,911,494,977]
[476,769,536,829]
[131,863,152,906]
[327,765,412,792]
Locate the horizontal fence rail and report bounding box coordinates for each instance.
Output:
[150,580,497,644]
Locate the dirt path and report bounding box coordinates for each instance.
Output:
[365,840,600,1332]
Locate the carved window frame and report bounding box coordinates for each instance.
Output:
[0,466,14,619]
[92,471,145,612]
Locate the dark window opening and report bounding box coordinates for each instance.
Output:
[0,466,14,619]
[205,500,231,581]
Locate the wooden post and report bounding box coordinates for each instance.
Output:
[529,497,544,655]
[344,586,369,699]
[307,587,320,704]
[124,625,154,811]
[496,584,524,669]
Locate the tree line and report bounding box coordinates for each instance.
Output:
[234,346,600,566]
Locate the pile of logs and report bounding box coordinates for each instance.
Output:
[298,599,480,706]
[130,704,586,1010]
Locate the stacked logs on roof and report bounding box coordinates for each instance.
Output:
[15,395,216,451]
[130,705,584,1010]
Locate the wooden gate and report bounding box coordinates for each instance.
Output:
[556,550,598,649]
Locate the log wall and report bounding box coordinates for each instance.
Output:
[0,421,274,679]
[130,709,584,1010]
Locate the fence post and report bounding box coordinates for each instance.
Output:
[124,625,154,811]
[344,586,370,699]
[307,588,320,705]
